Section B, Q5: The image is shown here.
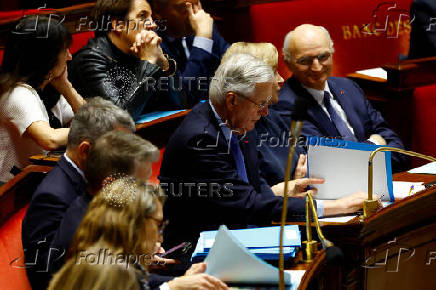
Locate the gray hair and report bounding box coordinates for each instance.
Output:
[209,53,274,105]
[283,25,335,64]
[67,97,135,149]
[84,130,159,192]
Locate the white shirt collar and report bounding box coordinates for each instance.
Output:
[209,100,232,143]
[63,153,86,181]
[302,82,332,106]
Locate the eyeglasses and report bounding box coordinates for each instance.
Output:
[296,52,332,66]
[149,217,168,236]
[236,93,272,112]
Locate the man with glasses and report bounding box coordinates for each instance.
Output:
[159,54,368,272]
[275,24,407,172]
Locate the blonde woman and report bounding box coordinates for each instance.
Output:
[50,177,227,290]
[48,257,140,290]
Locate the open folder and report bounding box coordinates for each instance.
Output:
[307,137,394,202]
[203,225,294,286]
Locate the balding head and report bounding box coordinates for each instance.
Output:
[282,24,334,90]
[283,24,334,64]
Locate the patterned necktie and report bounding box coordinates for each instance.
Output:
[323,91,356,141]
[230,134,249,183]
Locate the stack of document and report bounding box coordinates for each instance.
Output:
[408,162,436,174]
[203,225,303,286]
[192,225,300,262]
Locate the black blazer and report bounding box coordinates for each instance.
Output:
[22,155,86,290]
[159,102,306,257]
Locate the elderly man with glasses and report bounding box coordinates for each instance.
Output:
[159,54,369,272]
[274,24,408,172]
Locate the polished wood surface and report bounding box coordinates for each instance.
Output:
[135,110,190,131]
[298,171,436,290]
[383,56,436,90]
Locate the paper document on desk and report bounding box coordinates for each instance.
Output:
[355,68,387,80]
[307,139,393,201]
[393,181,425,199]
[408,162,436,174]
[204,225,292,285]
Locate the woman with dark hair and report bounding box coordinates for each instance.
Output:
[0,15,85,183]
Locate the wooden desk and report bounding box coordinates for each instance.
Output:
[28,109,191,167]
[302,172,436,290]
[135,110,190,148]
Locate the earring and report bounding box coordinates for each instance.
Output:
[47,72,54,82]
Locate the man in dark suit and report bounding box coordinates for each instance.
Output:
[159,54,367,269]
[409,0,436,59]
[150,0,230,103]
[274,24,408,172]
[21,98,136,290]
[50,131,226,290]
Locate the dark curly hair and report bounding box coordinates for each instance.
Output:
[0,15,72,97]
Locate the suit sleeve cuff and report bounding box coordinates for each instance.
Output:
[193,37,213,54]
[316,199,325,217]
[159,282,170,290]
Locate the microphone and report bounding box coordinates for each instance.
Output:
[278,98,308,290]
[365,147,436,218]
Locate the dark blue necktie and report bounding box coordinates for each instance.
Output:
[230,134,249,183]
[323,91,356,141]
[173,39,187,71]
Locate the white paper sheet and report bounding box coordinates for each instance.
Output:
[204,225,292,285]
[308,145,390,201]
[408,162,436,174]
[318,215,357,223]
[392,181,425,199]
[356,68,387,80]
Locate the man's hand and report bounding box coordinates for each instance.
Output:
[369,134,387,146]
[130,30,169,70]
[186,1,213,39]
[293,154,307,180]
[271,178,324,198]
[323,191,382,216]
[184,262,206,276]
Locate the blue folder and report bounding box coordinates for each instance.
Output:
[306,136,394,202]
[135,110,187,124]
[192,225,301,262]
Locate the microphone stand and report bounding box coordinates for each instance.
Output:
[279,99,307,290]
[365,147,436,218]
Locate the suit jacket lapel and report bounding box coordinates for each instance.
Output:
[288,78,339,137]
[328,79,366,140]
